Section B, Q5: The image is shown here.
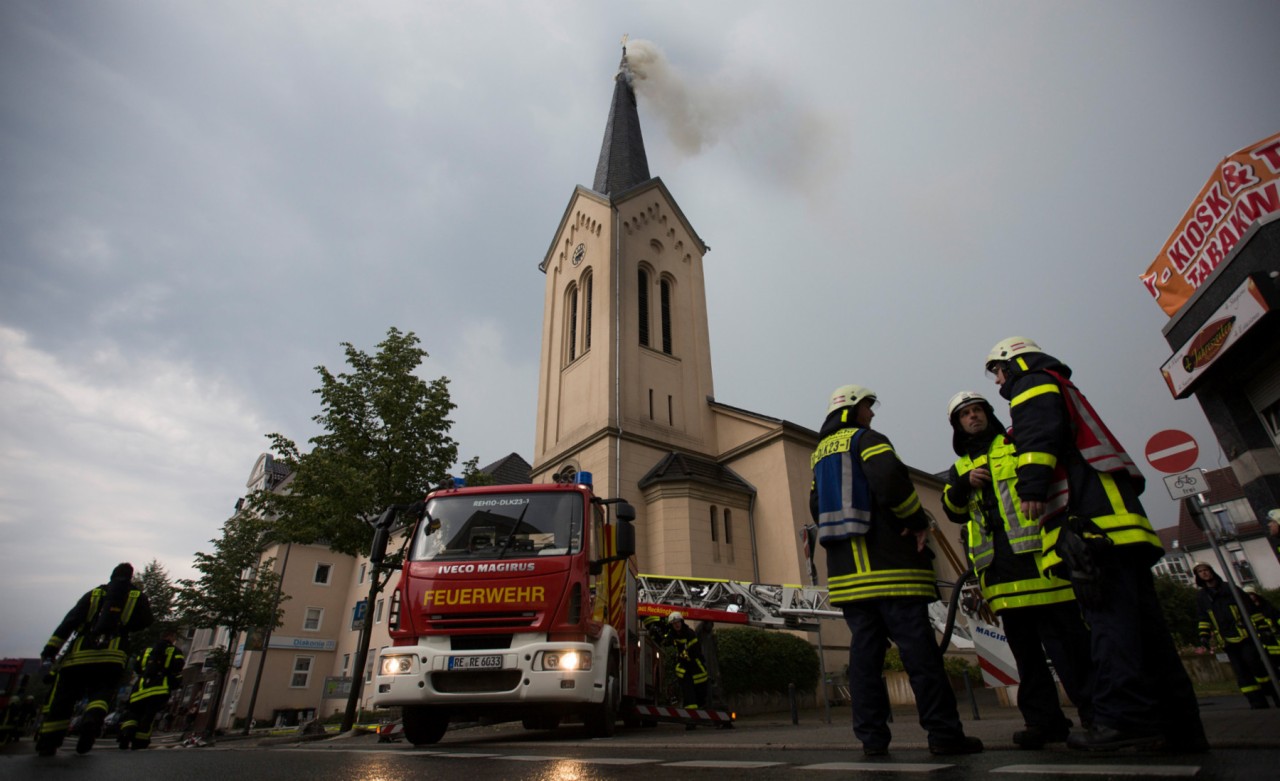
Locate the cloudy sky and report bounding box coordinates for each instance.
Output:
[3,1,1279,658]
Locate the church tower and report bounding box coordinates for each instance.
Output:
[532,47,729,575]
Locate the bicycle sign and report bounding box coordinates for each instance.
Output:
[1163,468,1206,500]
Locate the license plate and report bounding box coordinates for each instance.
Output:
[448,655,503,670]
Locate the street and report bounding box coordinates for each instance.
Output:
[6,697,1280,781]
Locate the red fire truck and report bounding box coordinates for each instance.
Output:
[371,473,665,744]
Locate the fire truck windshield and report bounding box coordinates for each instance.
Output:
[410,492,583,561]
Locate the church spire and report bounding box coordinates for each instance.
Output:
[592,40,651,195]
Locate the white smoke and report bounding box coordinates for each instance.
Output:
[623,39,846,194]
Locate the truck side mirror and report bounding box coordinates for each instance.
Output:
[615,502,636,522]
[370,524,391,566]
[614,517,636,559]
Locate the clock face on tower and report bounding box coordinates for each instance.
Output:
[572,243,585,266]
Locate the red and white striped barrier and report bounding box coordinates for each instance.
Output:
[629,704,735,724]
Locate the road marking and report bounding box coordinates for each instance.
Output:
[803,761,952,772]
[663,760,785,768]
[993,764,1199,776]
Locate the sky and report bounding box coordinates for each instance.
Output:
[3,1,1279,658]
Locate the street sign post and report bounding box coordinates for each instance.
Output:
[1145,429,1199,474]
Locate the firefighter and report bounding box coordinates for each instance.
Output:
[118,627,185,749]
[1193,564,1276,708]
[645,612,710,729]
[941,390,1094,748]
[811,385,982,757]
[985,337,1205,753]
[37,563,154,757]
[1243,586,1280,664]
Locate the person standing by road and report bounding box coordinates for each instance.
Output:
[941,390,1094,748]
[1194,563,1277,709]
[118,627,186,749]
[37,563,154,757]
[811,384,982,757]
[985,337,1205,753]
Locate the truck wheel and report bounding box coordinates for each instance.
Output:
[401,706,448,746]
[584,652,620,738]
[521,714,561,731]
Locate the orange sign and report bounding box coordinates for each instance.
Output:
[1141,131,1280,317]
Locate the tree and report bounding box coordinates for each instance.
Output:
[254,327,459,555]
[132,559,178,653]
[1154,574,1200,648]
[460,455,496,487]
[174,513,285,741]
[249,327,461,732]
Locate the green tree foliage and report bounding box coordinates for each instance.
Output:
[174,513,285,736]
[253,327,460,559]
[1154,574,1201,648]
[132,559,178,653]
[715,627,820,695]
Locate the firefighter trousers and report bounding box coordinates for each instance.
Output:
[120,692,170,749]
[1078,547,1204,741]
[38,662,124,751]
[1001,600,1095,730]
[842,598,965,749]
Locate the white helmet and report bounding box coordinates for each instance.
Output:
[827,384,877,416]
[1267,508,1280,523]
[986,337,1042,369]
[947,391,988,420]
[667,612,684,624]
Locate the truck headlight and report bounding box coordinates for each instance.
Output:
[380,655,416,675]
[541,650,591,671]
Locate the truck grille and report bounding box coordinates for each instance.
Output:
[428,611,537,631]
[432,670,522,693]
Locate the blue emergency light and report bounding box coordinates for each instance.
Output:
[576,471,592,487]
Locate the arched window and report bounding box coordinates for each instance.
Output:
[638,268,650,347]
[709,505,719,542]
[660,278,673,355]
[582,271,593,352]
[724,509,733,545]
[565,283,579,363]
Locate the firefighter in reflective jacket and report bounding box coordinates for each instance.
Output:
[811,385,982,757]
[37,563,154,757]
[987,338,1205,753]
[644,613,709,727]
[942,391,1094,749]
[119,627,185,749]
[1244,586,1280,664]
[1193,564,1276,708]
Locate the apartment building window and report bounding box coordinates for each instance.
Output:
[290,656,314,688]
[724,509,733,545]
[364,658,374,684]
[358,563,366,584]
[709,505,718,542]
[314,562,332,585]
[342,654,350,674]
[303,607,323,632]
[374,598,385,624]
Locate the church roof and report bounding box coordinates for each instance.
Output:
[638,451,755,494]
[592,49,651,196]
[478,452,532,485]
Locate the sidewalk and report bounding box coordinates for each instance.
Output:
[705,695,1280,752]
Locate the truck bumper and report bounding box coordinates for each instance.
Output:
[372,633,606,708]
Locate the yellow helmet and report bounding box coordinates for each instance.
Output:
[986,337,1042,370]
[947,391,987,420]
[827,384,877,416]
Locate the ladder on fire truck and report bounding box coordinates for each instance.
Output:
[631,572,988,726]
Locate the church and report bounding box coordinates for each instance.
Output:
[529,47,966,595]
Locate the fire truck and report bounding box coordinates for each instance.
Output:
[371,473,666,744]
[369,474,1007,745]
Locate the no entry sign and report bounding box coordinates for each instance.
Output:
[1145,429,1199,474]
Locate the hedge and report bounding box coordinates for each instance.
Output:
[715,626,820,695]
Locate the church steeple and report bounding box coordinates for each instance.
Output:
[592,44,651,195]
